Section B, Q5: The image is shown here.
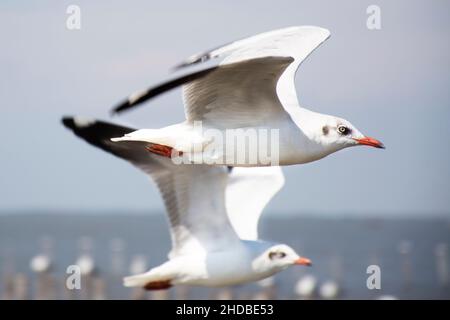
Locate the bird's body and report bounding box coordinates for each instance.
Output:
[111,26,384,166]
[130,240,288,288]
[118,113,342,166]
[63,118,310,289]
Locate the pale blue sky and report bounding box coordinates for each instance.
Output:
[1,0,449,216]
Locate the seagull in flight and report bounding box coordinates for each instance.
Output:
[62,117,312,290]
[110,26,384,166]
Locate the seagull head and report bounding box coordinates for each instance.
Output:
[311,115,385,155]
[254,244,312,272]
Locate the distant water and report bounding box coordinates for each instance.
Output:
[0,213,449,299]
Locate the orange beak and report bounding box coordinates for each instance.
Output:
[354,136,385,149]
[294,257,312,266]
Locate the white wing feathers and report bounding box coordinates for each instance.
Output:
[62,117,240,259]
[182,56,294,127]
[63,118,285,258]
[226,167,285,240]
[181,26,330,126]
[111,26,330,121]
[177,26,329,70]
[156,164,241,258]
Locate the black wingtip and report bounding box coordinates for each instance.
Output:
[170,62,188,72]
[110,65,218,116]
[171,53,212,71]
[110,101,129,115]
[171,60,198,72]
[61,116,75,130]
[109,109,119,117]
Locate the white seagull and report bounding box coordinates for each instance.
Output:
[62,117,312,290]
[110,26,384,166]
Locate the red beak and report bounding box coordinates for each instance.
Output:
[354,136,385,149]
[294,257,312,266]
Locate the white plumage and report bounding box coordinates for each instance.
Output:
[63,117,311,289]
[111,26,383,166]
[61,25,383,289]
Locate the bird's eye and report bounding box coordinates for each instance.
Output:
[337,125,351,135]
[269,251,286,260]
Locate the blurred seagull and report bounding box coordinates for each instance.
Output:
[110,26,384,166]
[62,117,312,290]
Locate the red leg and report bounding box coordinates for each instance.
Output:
[146,143,183,158]
[143,280,172,291]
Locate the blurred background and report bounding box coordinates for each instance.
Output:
[0,0,449,299]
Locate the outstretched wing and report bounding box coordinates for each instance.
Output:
[62,117,240,259]
[225,166,285,240]
[111,26,330,126]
